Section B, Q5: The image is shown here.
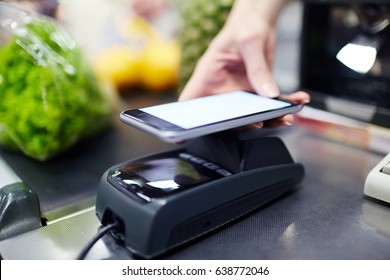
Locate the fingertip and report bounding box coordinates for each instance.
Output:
[281,114,294,126]
[299,91,311,104]
[280,91,311,104]
[258,82,280,98]
[252,121,264,129]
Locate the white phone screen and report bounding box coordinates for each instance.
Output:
[140,91,291,129]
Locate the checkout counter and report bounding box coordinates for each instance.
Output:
[0,94,389,260]
[1,1,390,260]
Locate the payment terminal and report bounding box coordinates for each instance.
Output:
[96,132,305,258]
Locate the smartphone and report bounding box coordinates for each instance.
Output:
[120,90,304,142]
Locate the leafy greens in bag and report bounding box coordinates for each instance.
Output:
[0,4,115,160]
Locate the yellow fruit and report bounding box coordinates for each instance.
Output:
[119,16,157,43]
[139,39,180,92]
[93,45,142,90]
[93,16,181,93]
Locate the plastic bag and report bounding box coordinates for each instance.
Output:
[0,3,116,161]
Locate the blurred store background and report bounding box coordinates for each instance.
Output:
[0,0,301,95]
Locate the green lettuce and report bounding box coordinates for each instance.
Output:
[0,16,114,160]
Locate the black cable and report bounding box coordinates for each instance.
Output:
[76,221,120,260]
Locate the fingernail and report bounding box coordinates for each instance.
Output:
[253,122,264,129]
[260,82,279,98]
[283,120,293,126]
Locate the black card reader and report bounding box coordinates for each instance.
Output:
[96,133,304,258]
[108,153,232,202]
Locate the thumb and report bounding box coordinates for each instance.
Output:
[239,35,279,98]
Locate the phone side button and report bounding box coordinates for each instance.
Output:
[216,169,233,177]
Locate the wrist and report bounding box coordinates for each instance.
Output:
[230,0,288,26]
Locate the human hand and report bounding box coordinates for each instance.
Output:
[178,0,309,127]
[179,0,289,100]
[130,0,170,20]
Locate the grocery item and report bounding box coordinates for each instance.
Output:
[0,3,115,160]
[139,38,180,92]
[93,15,180,93]
[177,0,234,91]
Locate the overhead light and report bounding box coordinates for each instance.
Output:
[336,35,379,74]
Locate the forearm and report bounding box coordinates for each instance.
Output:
[228,0,289,26]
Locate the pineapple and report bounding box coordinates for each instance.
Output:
[176,0,234,92]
